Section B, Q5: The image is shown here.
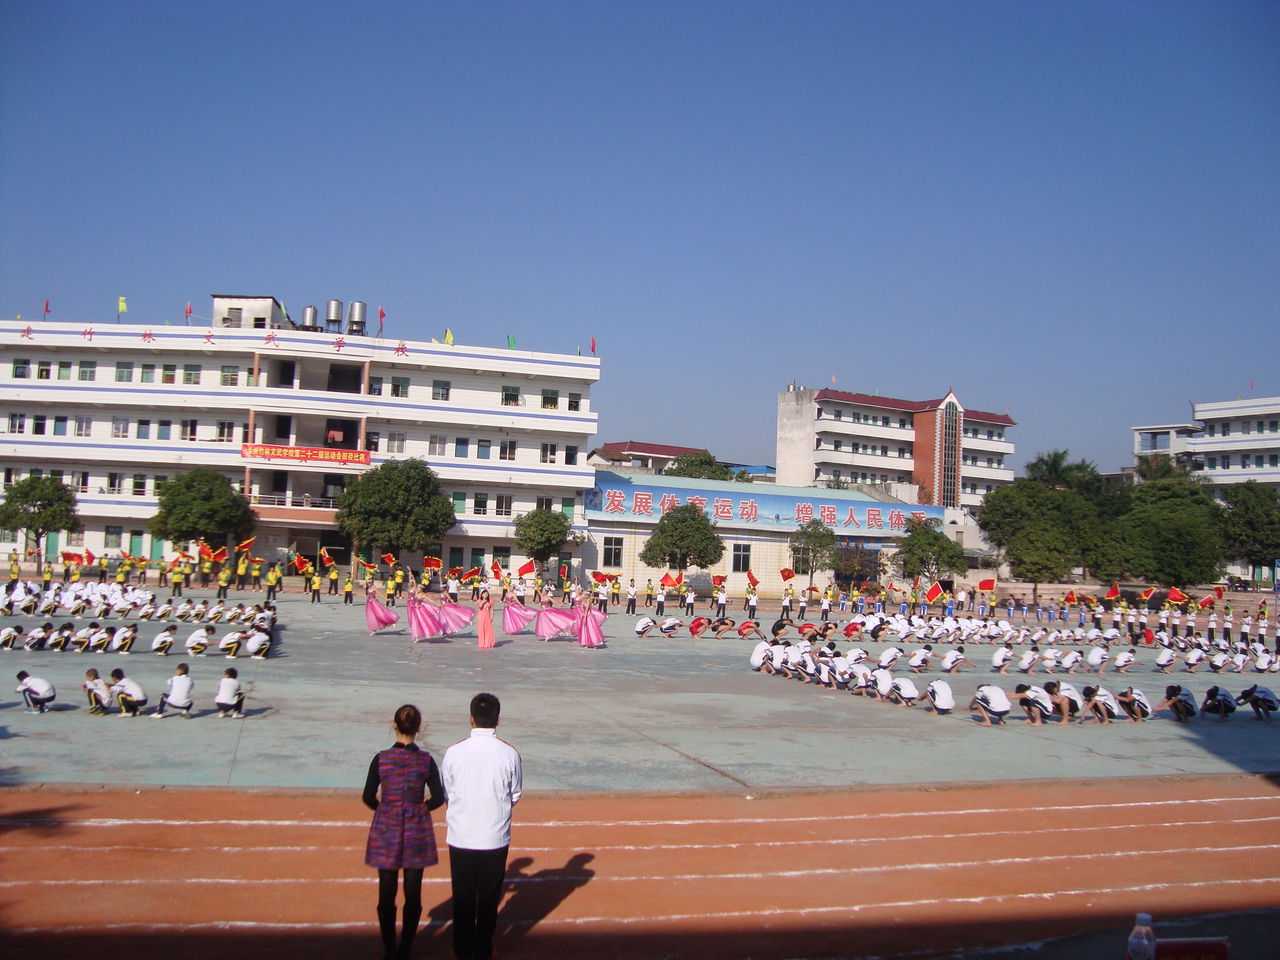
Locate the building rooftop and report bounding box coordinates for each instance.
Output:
[598,440,709,458]
[813,388,1016,426]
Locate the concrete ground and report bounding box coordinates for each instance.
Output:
[2,589,1276,792]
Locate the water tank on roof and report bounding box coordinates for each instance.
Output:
[303,305,319,328]
[326,300,344,326]
[347,300,367,335]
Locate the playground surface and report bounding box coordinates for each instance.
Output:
[2,590,1278,957]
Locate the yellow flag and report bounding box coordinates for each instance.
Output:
[443,328,454,345]
[118,297,128,314]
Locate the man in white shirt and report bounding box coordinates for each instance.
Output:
[442,693,522,960]
[153,662,194,718]
[15,671,56,713]
[970,684,1012,725]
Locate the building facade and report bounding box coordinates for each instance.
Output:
[1134,397,1280,495]
[580,470,945,598]
[1,303,599,571]
[776,387,1016,509]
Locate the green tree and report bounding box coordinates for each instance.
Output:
[788,520,840,586]
[150,467,254,549]
[834,540,880,585]
[1025,450,1098,490]
[334,459,454,557]
[664,450,730,480]
[1117,478,1224,587]
[977,479,1096,554]
[892,518,965,583]
[0,476,82,575]
[1081,522,1134,583]
[638,503,725,572]
[1220,481,1280,570]
[1134,453,1189,483]
[513,508,574,573]
[1005,523,1075,602]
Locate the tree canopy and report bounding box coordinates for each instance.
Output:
[788,519,840,584]
[0,476,82,573]
[1219,481,1280,569]
[513,508,574,566]
[334,459,454,555]
[638,503,725,571]
[663,450,752,482]
[150,467,254,548]
[1117,478,1224,587]
[892,518,965,582]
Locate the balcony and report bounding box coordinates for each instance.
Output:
[250,493,337,509]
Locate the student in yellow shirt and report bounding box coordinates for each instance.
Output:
[328,565,340,595]
[343,575,355,605]
[309,571,323,603]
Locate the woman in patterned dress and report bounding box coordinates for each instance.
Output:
[363,704,446,960]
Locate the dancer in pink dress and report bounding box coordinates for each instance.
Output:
[405,584,443,641]
[502,600,538,635]
[365,579,400,635]
[575,606,607,649]
[436,595,476,637]
[533,597,576,640]
[476,590,495,649]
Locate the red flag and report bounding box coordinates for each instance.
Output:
[236,536,256,553]
[1139,587,1155,601]
[516,560,535,577]
[319,547,336,567]
[423,557,443,571]
[185,302,193,320]
[1167,586,1189,604]
[924,581,943,604]
[1063,590,1078,605]
[462,566,482,581]
[977,578,996,592]
[711,575,726,586]
[356,558,378,572]
[1198,595,1215,609]
[491,561,502,578]
[675,570,684,585]
[210,547,228,563]
[447,566,463,578]
[1214,586,1224,600]
[381,552,397,566]
[659,572,677,587]
[166,555,185,571]
[60,551,83,564]
[378,305,386,335]
[780,568,796,582]
[1104,583,1121,600]
[292,553,310,573]
[43,299,50,318]
[912,576,921,590]
[559,563,569,579]
[83,549,95,565]
[590,335,597,355]
[197,540,213,561]
[746,569,759,588]
[591,571,608,584]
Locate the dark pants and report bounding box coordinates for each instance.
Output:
[448,844,508,960]
[378,867,423,958]
[626,598,636,615]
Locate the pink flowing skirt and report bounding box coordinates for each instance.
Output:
[577,607,606,648]
[534,606,577,640]
[438,600,476,635]
[502,602,538,634]
[365,596,400,632]
[407,596,443,640]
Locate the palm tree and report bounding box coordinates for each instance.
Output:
[1134,453,1183,482]
[1025,450,1098,491]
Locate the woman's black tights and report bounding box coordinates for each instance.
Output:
[377,867,423,959]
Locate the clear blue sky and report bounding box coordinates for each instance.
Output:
[2,0,1276,473]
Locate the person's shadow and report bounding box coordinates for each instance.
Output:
[495,853,596,945]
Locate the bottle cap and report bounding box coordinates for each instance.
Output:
[1135,913,1153,926]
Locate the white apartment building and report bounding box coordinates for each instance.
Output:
[1,300,599,572]
[1134,396,1280,496]
[776,386,1016,509]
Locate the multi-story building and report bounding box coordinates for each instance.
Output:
[776,386,1016,509]
[1133,396,1280,495]
[1,299,599,572]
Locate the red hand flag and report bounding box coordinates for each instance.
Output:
[197,540,213,561]
[559,563,569,579]
[1167,586,1189,604]
[746,569,759,588]
[462,567,481,581]
[977,578,996,592]
[591,571,608,584]
[779,568,796,582]
[1214,586,1224,600]
[1104,583,1121,601]
[83,549,96,566]
[210,547,228,563]
[711,575,726,586]
[517,560,535,577]
[1063,590,1078,605]
[422,557,443,571]
[924,581,943,604]
[319,546,336,567]
[381,552,397,566]
[237,537,256,553]
[491,562,503,578]
[660,572,678,587]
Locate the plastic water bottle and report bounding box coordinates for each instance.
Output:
[1127,912,1156,960]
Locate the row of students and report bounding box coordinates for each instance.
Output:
[0,621,273,658]
[15,665,248,718]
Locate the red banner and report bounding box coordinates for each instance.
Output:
[240,443,370,466]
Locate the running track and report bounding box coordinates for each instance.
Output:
[3,776,1279,959]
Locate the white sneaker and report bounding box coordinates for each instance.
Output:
[231,712,245,719]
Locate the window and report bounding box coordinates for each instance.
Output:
[495,494,513,517]
[367,376,383,396]
[140,363,156,383]
[501,385,520,406]
[473,493,489,515]
[499,440,517,461]
[541,389,559,409]
[492,546,510,570]
[78,360,97,381]
[53,416,67,437]
[732,543,751,573]
[181,419,198,441]
[132,474,147,496]
[452,492,467,514]
[8,413,25,433]
[1221,423,1231,437]
[154,475,167,490]
[428,435,447,456]
[540,443,557,464]
[107,472,123,494]
[182,364,202,384]
[833,409,842,420]
[565,445,579,465]
[561,497,574,517]
[603,536,623,567]
[568,392,582,412]
[432,380,451,401]
[111,417,129,438]
[365,432,380,452]
[157,419,172,440]
[12,359,30,378]
[67,528,85,546]
[74,416,92,437]
[216,421,236,442]
[36,361,51,380]
[833,439,843,451]
[535,496,553,511]
[220,365,239,387]
[31,415,46,435]
[476,440,491,460]
[391,376,409,398]
[387,432,406,453]
[224,307,243,327]
[115,361,134,382]
[57,361,72,380]
[1208,457,1218,470]
[455,437,469,457]
[104,526,123,549]
[162,364,177,384]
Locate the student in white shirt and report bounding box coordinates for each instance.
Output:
[153,662,194,718]
[633,616,657,638]
[1155,647,1178,673]
[749,639,772,671]
[1017,647,1041,674]
[215,667,245,718]
[15,671,55,713]
[246,629,272,659]
[1235,684,1278,721]
[82,668,111,715]
[991,645,1015,674]
[1012,683,1054,725]
[218,629,248,659]
[108,668,147,717]
[888,676,920,706]
[1080,685,1123,724]
[1116,686,1152,722]
[1154,684,1198,722]
[941,647,975,673]
[923,679,955,714]
[907,645,934,673]
[1086,643,1110,672]
[185,625,214,656]
[1112,648,1138,673]
[1042,680,1083,722]
[970,684,1012,725]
